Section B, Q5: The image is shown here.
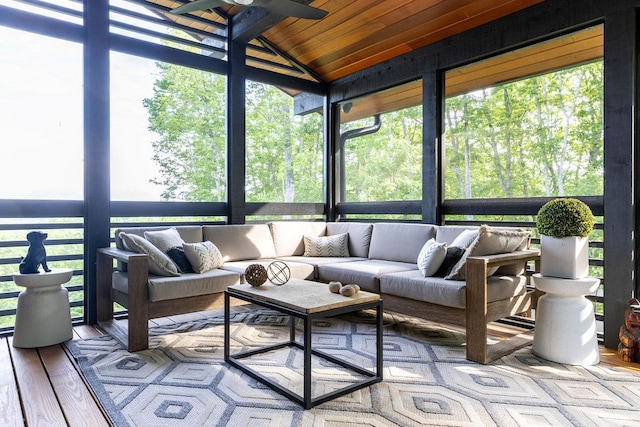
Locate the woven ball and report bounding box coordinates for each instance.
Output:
[245,264,268,287]
[267,261,291,286]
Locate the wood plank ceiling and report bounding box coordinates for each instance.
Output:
[156,0,545,82]
[151,0,603,120]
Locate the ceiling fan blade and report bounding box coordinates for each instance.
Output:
[171,0,227,14]
[258,0,328,20]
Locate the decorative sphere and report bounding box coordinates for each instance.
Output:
[245,264,268,287]
[267,261,291,286]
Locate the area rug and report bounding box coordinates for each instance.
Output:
[67,309,640,426]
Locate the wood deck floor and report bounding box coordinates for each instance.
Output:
[2,312,639,427]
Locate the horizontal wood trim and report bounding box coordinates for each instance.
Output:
[442,196,604,216]
[246,202,325,216]
[336,200,422,216]
[110,201,228,218]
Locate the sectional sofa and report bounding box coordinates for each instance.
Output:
[96,221,541,363]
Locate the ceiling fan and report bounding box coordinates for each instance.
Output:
[171,0,329,20]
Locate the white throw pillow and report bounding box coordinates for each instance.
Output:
[417,239,447,277]
[183,241,224,273]
[445,225,531,280]
[144,227,185,252]
[119,232,180,277]
[303,233,350,257]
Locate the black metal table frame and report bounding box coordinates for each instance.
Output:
[224,289,383,409]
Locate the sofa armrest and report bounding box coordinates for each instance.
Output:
[96,247,150,319]
[464,249,541,364]
[466,249,541,275]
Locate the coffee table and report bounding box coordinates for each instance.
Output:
[224,279,383,409]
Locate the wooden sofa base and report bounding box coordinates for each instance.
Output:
[97,245,541,362]
[382,290,540,364]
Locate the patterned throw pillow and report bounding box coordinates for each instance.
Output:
[119,232,180,277]
[417,238,447,277]
[303,233,350,257]
[183,241,224,274]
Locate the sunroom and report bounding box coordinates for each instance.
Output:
[0,0,639,425]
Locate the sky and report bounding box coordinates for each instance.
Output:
[0,1,165,201]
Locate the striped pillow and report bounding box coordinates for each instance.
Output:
[303,233,350,257]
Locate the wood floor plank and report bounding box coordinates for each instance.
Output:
[39,345,110,427]
[72,324,104,340]
[0,338,24,426]
[9,338,67,427]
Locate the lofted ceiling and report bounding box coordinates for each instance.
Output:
[154,0,545,83]
[148,0,603,121]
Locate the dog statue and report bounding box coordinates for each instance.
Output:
[19,231,51,274]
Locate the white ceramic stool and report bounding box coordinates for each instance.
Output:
[532,273,600,365]
[12,268,74,348]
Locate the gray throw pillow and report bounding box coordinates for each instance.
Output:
[119,232,180,277]
[144,227,185,253]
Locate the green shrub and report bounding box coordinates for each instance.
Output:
[536,198,595,238]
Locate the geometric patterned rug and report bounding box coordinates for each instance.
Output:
[67,308,640,426]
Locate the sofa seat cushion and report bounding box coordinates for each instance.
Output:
[112,269,240,303]
[379,270,527,309]
[277,256,367,279]
[318,259,417,293]
[221,259,315,281]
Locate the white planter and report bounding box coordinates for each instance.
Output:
[540,235,589,279]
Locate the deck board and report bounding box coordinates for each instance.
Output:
[0,339,24,426]
[9,338,68,427]
[39,345,110,427]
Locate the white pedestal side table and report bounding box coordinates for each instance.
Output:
[12,268,74,348]
[532,273,600,365]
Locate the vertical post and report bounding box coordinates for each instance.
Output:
[603,9,637,348]
[83,0,111,325]
[227,37,247,225]
[422,70,442,225]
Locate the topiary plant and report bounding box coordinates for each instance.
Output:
[536,198,595,238]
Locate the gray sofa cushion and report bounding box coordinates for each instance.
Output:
[326,222,373,258]
[277,256,367,279]
[203,224,276,262]
[269,221,327,257]
[368,223,437,263]
[112,269,240,302]
[379,270,527,309]
[221,259,315,281]
[318,259,417,293]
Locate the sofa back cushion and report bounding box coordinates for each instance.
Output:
[326,222,373,258]
[269,221,327,257]
[203,224,276,262]
[435,226,478,245]
[368,223,437,263]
